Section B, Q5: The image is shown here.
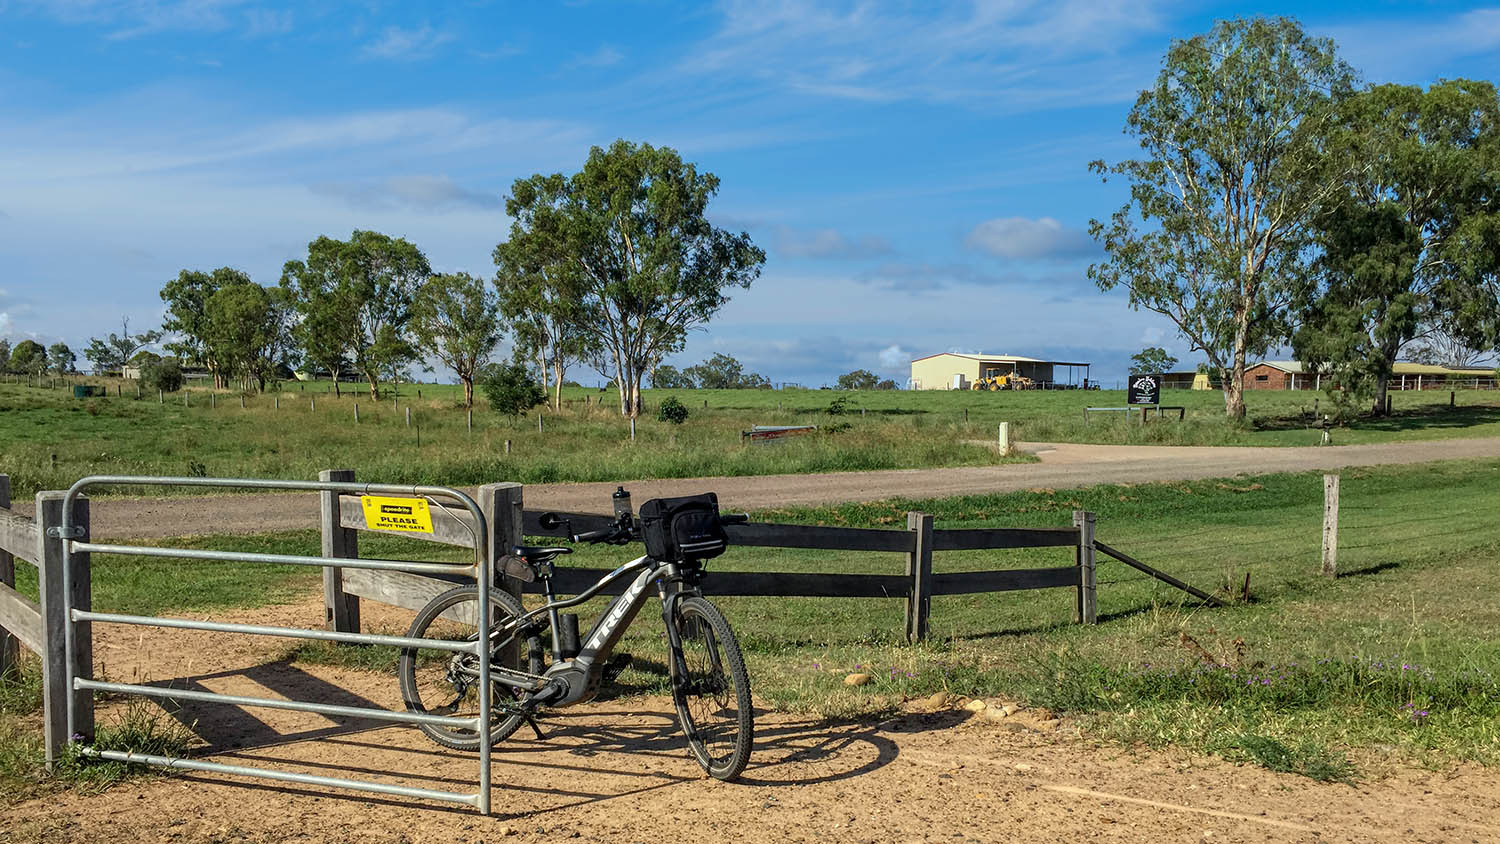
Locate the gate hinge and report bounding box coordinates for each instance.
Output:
[46,526,86,539]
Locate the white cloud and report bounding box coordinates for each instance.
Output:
[361,24,455,61]
[14,0,291,40]
[1321,8,1500,81]
[774,226,891,259]
[964,216,1096,261]
[312,174,504,211]
[683,0,1167,109]
[877,344,909,371]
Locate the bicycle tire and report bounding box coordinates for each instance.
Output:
[398,586,545,751]
[669,595,753,780]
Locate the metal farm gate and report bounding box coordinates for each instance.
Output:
[51,475,501,814]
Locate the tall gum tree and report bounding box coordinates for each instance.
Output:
[1294,79,1500,415]
[410,272,502,408]
[496,141,764,417]
[1089,17,1358,420]
[281,231,430,400]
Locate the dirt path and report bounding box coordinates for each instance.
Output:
[6,595,1498,843]
[16,437,1500,540]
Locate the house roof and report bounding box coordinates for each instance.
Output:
[1253,360,1493,376]
[910,352,1091,367]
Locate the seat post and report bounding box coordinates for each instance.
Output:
[542,573,565,661]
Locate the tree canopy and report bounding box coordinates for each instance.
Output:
[1294,79,1500,414]
[496,140,764,417]
[410,272,502,408]
[836,369,880,390]
[281,230,430,399]
[1090,17,1358,419]
[1129,347,1178,374]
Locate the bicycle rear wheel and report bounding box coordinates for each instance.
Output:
[398,586,545,751]
[669,595,753,780]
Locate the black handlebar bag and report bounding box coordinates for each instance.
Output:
[640,493,728,563]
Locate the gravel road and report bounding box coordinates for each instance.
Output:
[15,437,1500,540]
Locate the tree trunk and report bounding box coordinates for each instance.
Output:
[1221,353,1247,422]
[552,358,564,412]
[630,374,642,419]
[365,369,380,400]
[462,377,473,408]
[1374,370,1392,419]
[332,371,341,398]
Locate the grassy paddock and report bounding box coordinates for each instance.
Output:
[3,458,1499,793]
[6,377,1500,495]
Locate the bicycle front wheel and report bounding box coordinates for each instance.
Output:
[669,595,753,780]
[398,586,545,752]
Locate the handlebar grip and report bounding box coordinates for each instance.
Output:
[573,527,616,543]
[721,513,750,525]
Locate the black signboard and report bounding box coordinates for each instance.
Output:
[1128,373,1162,405]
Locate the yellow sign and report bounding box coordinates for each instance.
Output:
[360,496,434,534]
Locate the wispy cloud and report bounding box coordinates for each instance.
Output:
[361,24,455,61]
[683,0,1167,109]
[312,174,504,212]
[964,216,1097,261]
[569,44,624,68]
[1319,8,1500,81]
[16,0,277,40]
[774,226,891,259]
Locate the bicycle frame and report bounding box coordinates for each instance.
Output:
[491,555,697,707]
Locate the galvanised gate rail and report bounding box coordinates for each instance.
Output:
[56,475,499,814]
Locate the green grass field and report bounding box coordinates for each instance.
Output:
[4,376,1500,497]
[3,458,1498,797]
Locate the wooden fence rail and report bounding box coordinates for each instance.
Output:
[0,474,92,769]
[317,469,1203,641]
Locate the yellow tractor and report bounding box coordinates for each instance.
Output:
[969,373,1036,391]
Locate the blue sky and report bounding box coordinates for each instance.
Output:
[2,1,1499,387]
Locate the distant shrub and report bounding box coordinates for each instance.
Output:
[657,395,689,425]
[480,362,546,417]
[827,396,850,416]
[141,358,183,393]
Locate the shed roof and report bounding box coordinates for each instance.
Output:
[910,352,1091,367]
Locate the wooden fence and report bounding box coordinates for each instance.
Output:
[317,468,1212,642]
[0,474,93,768]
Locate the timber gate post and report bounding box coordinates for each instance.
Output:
[320,469,360,633]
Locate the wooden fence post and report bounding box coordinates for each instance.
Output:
[1322,474,1339,577]
[37,491,92,767]
[1074,510,1097,624]
[904,512,933,643]
[320,469,360,633]
[480,482,524,666]
[997,422,1013,456]
[0,475,14,681]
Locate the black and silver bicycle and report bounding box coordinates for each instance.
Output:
[397,489,754,780]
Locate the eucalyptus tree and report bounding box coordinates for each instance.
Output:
[1089,17,1359,419]
[410,272,502,408]
[281,230,430,399]
[161,267,253,387]
[1294,79,1500,414]
[492,247,596,412]
[47,342,75,375]
[495,140,764,417]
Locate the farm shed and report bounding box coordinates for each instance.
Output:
[1162,370,1214,390]
[1244,361,1496,391]
[909,353,1090,390]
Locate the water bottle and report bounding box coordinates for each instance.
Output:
[612,486,633,521]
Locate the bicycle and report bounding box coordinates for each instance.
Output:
[397,490,755,780]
